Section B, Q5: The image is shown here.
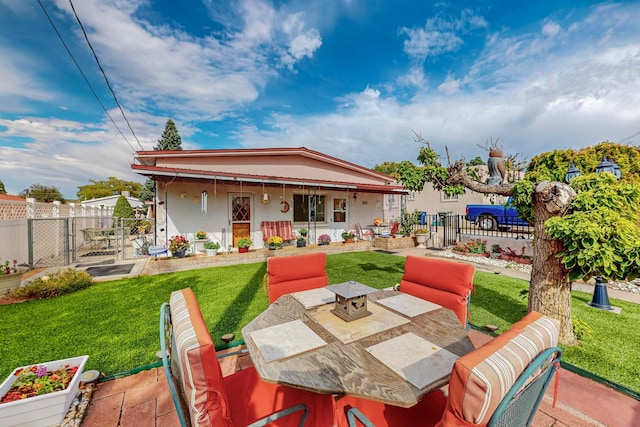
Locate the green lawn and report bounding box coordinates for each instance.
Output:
[0,251,638,394]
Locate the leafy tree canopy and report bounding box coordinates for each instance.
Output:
[0,180,6,194]
[18,184,65,203]
[373,162,405,179]
[154,118,183,150]
[77,177,143,200]
[466,156,485,166]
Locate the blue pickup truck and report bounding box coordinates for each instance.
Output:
[465,197,528,230]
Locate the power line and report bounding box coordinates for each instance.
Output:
[619,130,640,145]
[68,0,144,151]
[36,0,138,153]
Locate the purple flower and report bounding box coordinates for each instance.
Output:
[36,366,48,378]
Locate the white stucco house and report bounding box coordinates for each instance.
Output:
[131,147,406,250]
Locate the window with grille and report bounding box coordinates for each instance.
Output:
[293,194,325,222]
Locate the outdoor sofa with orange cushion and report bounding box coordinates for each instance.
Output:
[335,311,562,427]
[399,255,475,328]
[160,288,335,427]
[265,252,329,303]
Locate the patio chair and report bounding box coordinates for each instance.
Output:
[355,223,374,242]
[264,252,329,303]
[160,288,335,427]
[398,255,475,328]
[336,311,562,427]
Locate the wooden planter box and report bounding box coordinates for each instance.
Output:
[0,273,24,294]
[0,355,88,427]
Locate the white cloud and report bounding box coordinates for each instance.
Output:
[400,8,487,61]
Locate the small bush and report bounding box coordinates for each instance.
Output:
[10,269,93,300]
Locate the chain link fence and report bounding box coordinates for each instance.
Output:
[27,217,158,269]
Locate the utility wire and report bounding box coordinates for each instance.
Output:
[619,130,640,145]
[36,0,137,153]
[68,0,145,151]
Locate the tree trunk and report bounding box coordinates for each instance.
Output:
[530,182,576,345]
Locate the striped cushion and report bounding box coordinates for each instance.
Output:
[170,289,233,427]
[442,312,559,426]
[261,221,296,242]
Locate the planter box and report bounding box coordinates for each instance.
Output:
[0,273,24,294]
[0,355,89,427]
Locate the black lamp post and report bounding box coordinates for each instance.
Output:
[565,157,622,311]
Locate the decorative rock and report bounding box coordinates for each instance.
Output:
[221,333,235,343]
[485,324,499,332]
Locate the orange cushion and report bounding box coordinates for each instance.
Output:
[169,289,232,427]
[225,367,336,427]
[400,256,474,326]
[440,311,560,426]
[267,253,329,303]
[399,281,469,326]
[335,390,447,427]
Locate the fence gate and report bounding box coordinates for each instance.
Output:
[28,218,71,269]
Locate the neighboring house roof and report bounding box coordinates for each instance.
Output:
[0,194,25,202]
[132,147,406,194]
[81,195,144,207]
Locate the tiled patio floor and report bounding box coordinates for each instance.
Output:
[81,331,640,427]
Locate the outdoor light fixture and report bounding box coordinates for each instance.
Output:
[564,163,581,182]
[201,191,208,214]
[595,155,615,175]
[262,182,270,204]
[353,192,358,200]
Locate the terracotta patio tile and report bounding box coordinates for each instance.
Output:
[120,398,156,427]
[82,392,123,427]
[156,410,181,427]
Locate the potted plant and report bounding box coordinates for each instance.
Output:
[341,231,355,243]
[0,355,89,426]
[195,230,207,240]
[318,234,331,246]
[296,236,307,248]
[299,228,307,237]
[267,236,283,250]
[203,241,220,256]
[0,259,24,294]
[237,238,252,253]
[414,228,429,248]
[169,235,190,258]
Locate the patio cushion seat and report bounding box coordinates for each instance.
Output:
[261,220,296,242]
[399,256,475,327]
[334,311,561,427]
[266,252,329,303]
[165,288,335,427]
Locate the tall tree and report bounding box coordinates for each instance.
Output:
[139,178,156,202]
[143,119,184,201]
[18,184,65,203]
[77,177,143,200]
[397,138,640,345]
[154,118,183,150]
[0,180,6,194]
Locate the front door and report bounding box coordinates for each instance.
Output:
[330,197,348,241]
[229,194,252,247]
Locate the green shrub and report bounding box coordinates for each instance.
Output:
[10,269,93,300]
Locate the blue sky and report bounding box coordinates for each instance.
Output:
[1,0,640,198]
